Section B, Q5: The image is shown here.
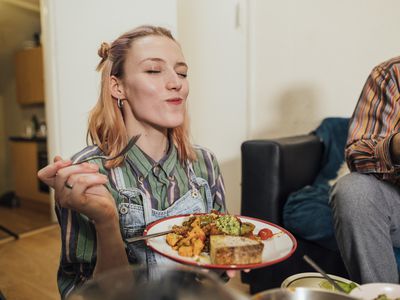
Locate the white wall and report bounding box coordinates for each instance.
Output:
[41,0,177,160]
[177,0,400,214]
[249,0,400,139]
[177,0,248,214]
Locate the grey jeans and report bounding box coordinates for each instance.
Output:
[330,172,400,284]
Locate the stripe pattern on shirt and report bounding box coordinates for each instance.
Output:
[346,56,400,183]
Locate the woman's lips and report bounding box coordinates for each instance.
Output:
[166,98,183,105]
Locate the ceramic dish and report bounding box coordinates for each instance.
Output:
[145,213,297,270]
[252,287,359,300]
[281,272,358,293]
[350,283,400,300]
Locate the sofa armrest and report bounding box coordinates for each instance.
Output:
[241,134,323,225]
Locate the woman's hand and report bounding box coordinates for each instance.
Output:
[37,156,72,188]
[39,156,118,224]
[40,156,129,274]
[55,163,117,224]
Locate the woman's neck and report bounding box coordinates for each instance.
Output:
[128,127,169,162]
[122,104,169,162]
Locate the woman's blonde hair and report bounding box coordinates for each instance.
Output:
[87,25,196,168]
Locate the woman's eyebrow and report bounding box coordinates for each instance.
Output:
[175,62,188,69]
[139,57,187,68]
[139,57,165,64]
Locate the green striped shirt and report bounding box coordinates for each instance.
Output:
[56,142,226,298]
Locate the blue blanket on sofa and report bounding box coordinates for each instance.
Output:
[283,117,349,251]
[283,117,400,271]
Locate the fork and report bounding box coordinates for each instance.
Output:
[303,255,347,293]
[125,230,172,243]
[72,134,140,165]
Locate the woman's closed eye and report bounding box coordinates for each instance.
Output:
[146,70,161,74]
[146,69,187,78]
[175,66,188,78]
[177,72,187,78]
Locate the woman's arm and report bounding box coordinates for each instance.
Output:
[57,166,129,271]
[39,158,129,296]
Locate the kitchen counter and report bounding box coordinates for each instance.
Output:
[9,136,47,142]
[9,136,50,202]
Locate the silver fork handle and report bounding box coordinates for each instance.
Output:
[72,135,140,165]
[125,230,172,243]
[72,155,106,165]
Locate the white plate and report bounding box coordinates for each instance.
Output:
[144,213,297,270]
[282,272,357,291]
[350,283,400,300]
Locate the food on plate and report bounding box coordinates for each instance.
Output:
[258,228,273,240]
[210,235,264,265]
[165,211,266,263]
[319,279,358,293]
[215,215,241,236]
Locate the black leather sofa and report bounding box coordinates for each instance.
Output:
[240,134,348,294]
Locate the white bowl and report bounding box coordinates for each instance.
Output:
[350,283,400,300]
[252,287,359,300]
[281,272,358,292]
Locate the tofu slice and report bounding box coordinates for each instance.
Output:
[210,235,264,265]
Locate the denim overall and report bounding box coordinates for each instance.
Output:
[113,163,214,267]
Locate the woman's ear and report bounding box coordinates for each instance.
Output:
[110,75,126,100]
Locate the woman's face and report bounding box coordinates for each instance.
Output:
[121,35,189,130]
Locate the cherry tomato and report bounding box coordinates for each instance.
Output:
[258,228,273,240]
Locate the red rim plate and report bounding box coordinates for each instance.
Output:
[144,213,297,270]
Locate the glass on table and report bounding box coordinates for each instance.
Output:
[67,264,249,300]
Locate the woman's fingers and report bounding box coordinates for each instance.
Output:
[69,173,108,197]
[53,155,63,163]
[37,158,72,188]
[54,163,100,193]
[64,173,112,222]
[57,173,107,206]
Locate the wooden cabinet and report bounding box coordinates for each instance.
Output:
[14,47,45,105]
[10,140,49,204]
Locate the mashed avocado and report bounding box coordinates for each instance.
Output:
[216,215,241,236]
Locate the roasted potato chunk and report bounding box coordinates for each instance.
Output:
[178,245,193,257]
[166,233,182,247]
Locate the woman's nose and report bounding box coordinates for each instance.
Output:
[166,72,182,90]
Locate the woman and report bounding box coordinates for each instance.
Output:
[38,25,227,297]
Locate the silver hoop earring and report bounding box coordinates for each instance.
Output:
[117,97,124,109]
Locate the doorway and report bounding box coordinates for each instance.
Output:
[0,0,54,243]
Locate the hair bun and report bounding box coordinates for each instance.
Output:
[98,42,110,59]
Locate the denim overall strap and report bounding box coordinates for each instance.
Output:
[137,182,154,226]
[112,167,152,225]
[187,162,214,213]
